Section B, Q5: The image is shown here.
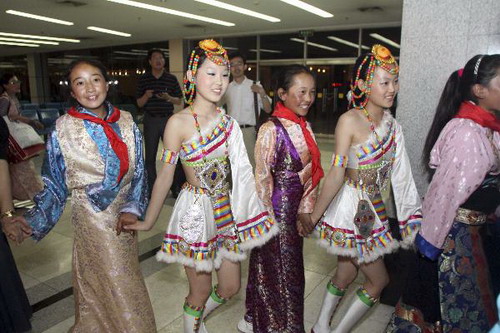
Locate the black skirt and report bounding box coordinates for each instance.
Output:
[0,231,32,332]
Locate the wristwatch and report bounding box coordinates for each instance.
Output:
[0,210,14,219]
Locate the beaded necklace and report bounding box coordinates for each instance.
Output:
[189,104,229,162]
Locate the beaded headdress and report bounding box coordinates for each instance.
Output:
[183,39,229,104]
[350,44,399,108]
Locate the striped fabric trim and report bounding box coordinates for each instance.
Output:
[160,148,179,164]
[358,132,395,166]
[181,116,233,159]
[214,194,234,231]
[237,212,276,242]
[356,120,395,160]
[317,222,395,258]
[356,287,377,307]
[398,214,422,239]
[331,154,348,168]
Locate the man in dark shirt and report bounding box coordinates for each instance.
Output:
[137,49,182,196]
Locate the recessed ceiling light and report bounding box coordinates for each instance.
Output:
[6,10,74,26]
[87,26,131,37]
[280,0,333,18]
[0,37,59,45]
[369,33,400,48]
[0,41,39,48]
[249,48,282,54]
[0,32,80,43]
[327,36,369,50]
[290,38,337,52]
[194,0,280,23]
[107,0,235,27]
[114,51,147,56]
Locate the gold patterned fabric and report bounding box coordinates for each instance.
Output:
[55,113,155,332]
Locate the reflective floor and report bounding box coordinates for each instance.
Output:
[9,136,394,332]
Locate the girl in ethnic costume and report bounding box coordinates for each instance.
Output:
[303,45,422,333]
[0,73,44,200]
[125,40,278,333]
[238,65,323,333]
[16,60,156,332]
[387,55,500,332]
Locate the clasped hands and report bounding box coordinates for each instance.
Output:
[1,216,32,244]
[297,213,318,237]
[116,213,153,235]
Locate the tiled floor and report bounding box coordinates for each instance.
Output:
[8,137,395,332]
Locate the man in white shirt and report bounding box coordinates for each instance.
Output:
[222,53,272,166]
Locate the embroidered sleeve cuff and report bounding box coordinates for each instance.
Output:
[160,148,179,164]
[331,154,348,168]
[415,233,442,261]
[119,201,142,218]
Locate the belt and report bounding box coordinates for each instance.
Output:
[239,124,255,128]
[455,207,488,225]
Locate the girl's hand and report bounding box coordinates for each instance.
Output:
[116,212,138,235]
[123,219,154,232]
[298,213,316,236]
[1,216,32,244]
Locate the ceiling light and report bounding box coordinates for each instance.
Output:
[290,38,337,52]
[0,32,79,43]
[114,51,147,56]
[327,36,369,50]
[369,33,400,48]
[87,26,131,37]
[249,48,282,54]
[130,49,149,53]
[0,37,59,45]
[107,0,235,27]
[194,0,280,23]
[6,10,74,26]
[280,0,333,18]
[0,41,39,48]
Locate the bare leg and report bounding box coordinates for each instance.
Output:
[357,258,389,299]
[331,256,359,289]
[215,259,241,299]
[200,260,241,333]
[185,266,212,307]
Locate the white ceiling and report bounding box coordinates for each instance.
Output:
[0,0,402,56]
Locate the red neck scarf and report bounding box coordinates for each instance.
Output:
[454,101,500,132]
[273,102,324,191]
[68,106,130,183]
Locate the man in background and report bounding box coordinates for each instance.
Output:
[222,52,272,166]
[137,49,182,197]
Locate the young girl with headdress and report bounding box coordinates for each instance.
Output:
[125,39,278,333]
[302,45,422,333]
[387,54,500,332]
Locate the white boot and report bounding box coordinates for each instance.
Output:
[331,288,376,333]
[199,285,228,333]
[183,300,204,333]
[311,281,345,333]
[237,317,254,333]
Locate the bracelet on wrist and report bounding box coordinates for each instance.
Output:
[0,210,14,219]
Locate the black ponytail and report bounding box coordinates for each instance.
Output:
[422,54,500,178]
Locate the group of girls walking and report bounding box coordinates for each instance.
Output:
[2,38,498,333]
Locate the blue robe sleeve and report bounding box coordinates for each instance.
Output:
[119,123,148,218]
[24,130,68,241]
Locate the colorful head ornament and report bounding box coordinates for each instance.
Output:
[183,39,229,104]
[350,44,399,108]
